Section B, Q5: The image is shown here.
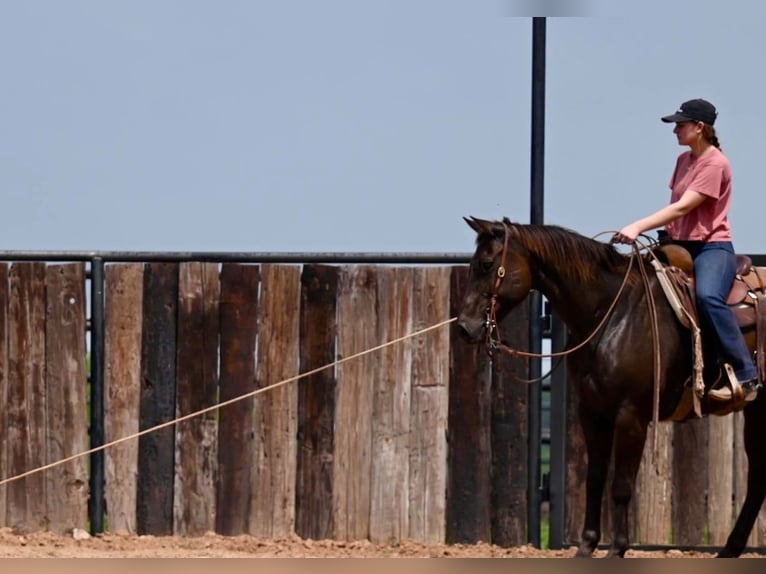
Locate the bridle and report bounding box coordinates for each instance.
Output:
[483,222,666,463]
[483,221,512,356]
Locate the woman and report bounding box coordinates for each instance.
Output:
[614,98,760,401]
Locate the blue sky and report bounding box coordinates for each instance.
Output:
[2,0,764,254]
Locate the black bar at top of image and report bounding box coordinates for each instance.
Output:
[507,0,593,18]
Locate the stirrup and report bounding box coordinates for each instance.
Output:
[707,364,757,402]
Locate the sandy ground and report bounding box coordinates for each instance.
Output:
[0,528,763,558]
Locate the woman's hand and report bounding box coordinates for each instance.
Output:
[612,223,641,244]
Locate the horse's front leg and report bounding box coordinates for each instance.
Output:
[606,405,648,558]
[719,397,766,558]
[576,407,614,558]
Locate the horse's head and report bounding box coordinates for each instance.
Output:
[457,216,533,342]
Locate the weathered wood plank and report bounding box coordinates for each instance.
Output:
[446,265,491,544]
[104,264,144,534]
[369,267,413,544]
[174,262,220,535]
[295,264,338,540]
[215,263,260,536]
[409,385,448,544]
[137,263,178,535]
[732,411,766,548]
[707,415,734,545]
[634,423,673,544]
[0,264,8,527]
[409,266,450,544]
[671,418,708,545]
[249,264,301,538]
[6,263,47,532]
[490,302,529,547]
[732,412,750,547]
[334,265,377,541]
[756,508,766,548]
[45,263,89,533]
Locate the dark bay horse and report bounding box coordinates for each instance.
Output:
[456,216,766,558]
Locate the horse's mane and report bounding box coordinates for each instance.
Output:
[487,218,631,284]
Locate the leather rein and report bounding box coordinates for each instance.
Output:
[484,222,665,461]
[484,222,639,366]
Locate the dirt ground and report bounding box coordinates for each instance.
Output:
[0,528,763,558]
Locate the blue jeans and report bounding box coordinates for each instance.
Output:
[676,241,757,381]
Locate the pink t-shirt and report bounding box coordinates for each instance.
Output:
[665,147,733,241]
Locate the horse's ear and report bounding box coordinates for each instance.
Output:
[464,216,494,235]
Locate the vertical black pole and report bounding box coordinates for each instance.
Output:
[527,15,546,548]
[548,314,568,548]
[89,257,106,534]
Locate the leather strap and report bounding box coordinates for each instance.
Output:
[755,267,766,293]
[757,294,766,384]
[494,222,511,292]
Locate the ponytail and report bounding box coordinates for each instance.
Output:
[702,124,721,150]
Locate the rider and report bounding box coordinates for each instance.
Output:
[613,98,761,401]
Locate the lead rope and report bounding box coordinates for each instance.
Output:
[0,316,457,489]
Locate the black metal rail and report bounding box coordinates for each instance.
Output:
[0,251,473,264]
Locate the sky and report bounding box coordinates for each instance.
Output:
[2,0,765,255]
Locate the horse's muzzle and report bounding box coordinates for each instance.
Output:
[457,314,485,343]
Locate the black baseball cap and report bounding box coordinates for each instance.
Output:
[661,99,718,126]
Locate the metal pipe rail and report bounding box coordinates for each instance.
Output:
[0,251,473,263]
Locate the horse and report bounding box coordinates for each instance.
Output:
[456,216,766,558]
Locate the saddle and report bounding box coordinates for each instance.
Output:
[653,244,766,416]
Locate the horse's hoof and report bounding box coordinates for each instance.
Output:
[716,548,740,558]
[575,530,599,557]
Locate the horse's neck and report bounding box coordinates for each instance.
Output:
[532,263,625,338]
[513,227,633,336]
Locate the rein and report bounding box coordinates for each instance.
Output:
[484,223,637,367]
[484,224,665,467]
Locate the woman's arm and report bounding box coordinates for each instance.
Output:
[613,189,707,244]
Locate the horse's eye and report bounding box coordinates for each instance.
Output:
[480,260,494,273]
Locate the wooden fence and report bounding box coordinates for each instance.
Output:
[0,260,764,549]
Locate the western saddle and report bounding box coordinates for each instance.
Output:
[653,243,766,417]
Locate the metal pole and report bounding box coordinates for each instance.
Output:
[527,15,546,548]
[88,257,106,534]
